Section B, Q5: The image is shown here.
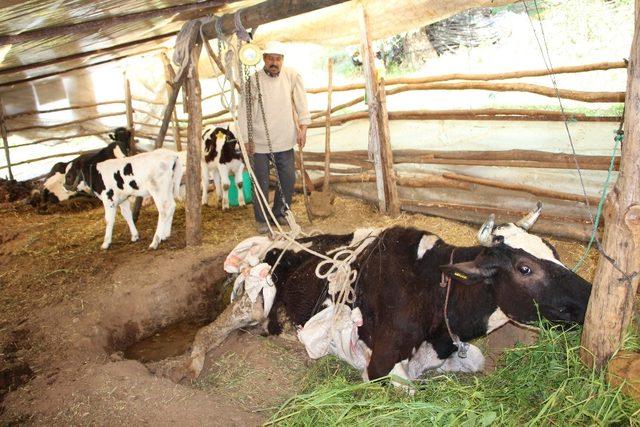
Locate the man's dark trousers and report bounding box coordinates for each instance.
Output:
[251,149,296,224]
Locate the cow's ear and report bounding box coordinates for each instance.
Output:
[440,261,494,285]
[226,125,230,131]
[109,133,115,141]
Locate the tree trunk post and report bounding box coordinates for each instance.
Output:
[323,58,333,193]
[358,4,399,216]
[0,98,13,180]
[580,0,640,369]
[161,52,183,151]
[124,75,136,154]
[184,42,204,247]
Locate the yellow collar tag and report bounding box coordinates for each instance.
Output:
[453,271,468,280]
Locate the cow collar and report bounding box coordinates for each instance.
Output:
[440,248,469,359]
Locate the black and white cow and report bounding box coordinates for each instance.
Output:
[30,127,132,206]
[64,148,182,250]
[186,204,591,384]
[203,126,246,210]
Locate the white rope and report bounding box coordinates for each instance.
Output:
[202,34,362,314]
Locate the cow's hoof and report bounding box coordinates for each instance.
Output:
[149,239,160,250]
[101,243,110,250]
[238,201,246,207]
[131,235,140,242]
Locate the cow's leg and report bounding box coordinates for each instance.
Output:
[101,202,118,250]
[186,292,266,379]
[217,164,231,210]
[148,193,169,249]
[234,164,245,207]
[119,198,139,242]
[211,169,222,208]
[436,344,485,373]
[366,329,403,380]
[200,160,209,205]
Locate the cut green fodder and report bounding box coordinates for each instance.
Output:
[270,326,640,426]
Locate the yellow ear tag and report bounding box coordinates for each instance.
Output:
[215,131,225,141]
[453,271,468,280]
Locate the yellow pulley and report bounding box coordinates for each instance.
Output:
[239,43,261,66]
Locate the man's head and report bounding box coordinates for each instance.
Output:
[263,41,285,77]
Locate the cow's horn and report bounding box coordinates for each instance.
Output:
[477,214,495,247]
[515,201,543,231]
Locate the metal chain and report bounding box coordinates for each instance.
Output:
[254,69,290,214]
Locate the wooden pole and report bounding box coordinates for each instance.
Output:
[156,62,188,148]
[184,43,204,247]
[0,98,13,180]
[306,61,628,94]
[201,0,350,40]
[0,1,234,45]
[581,0,640,369]
[124,76,136,154]
[161,52,183,151]
[378,78,400,216]
[358,5,399,216]
[323,58,333,193]
[359,5,385,213]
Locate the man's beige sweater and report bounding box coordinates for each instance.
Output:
[238,67,311,154]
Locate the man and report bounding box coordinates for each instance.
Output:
[239,40,311,234]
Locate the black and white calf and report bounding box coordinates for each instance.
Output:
[64,148,182,250]
[203,126,246,210]
[186,204,592,384]
[30,127,132,206]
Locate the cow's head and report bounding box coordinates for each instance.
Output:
[63,161,86,193]
[442,203,591,325]
[109,127,132,157]
[203,126,238,163]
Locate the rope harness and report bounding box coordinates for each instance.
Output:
[439,248,468,358]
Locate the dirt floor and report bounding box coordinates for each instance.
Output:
[0,194,599,425]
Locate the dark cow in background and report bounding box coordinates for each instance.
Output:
[185,203,591,386]
[64,148,182,249]
[29,127,132,207]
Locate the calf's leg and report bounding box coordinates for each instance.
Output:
[119,199,139,242]
[101,202,118,250]
[218,164,231,210]
[187,292,266,379]
[234,164,246,207]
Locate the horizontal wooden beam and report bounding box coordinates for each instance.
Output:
[0,33,176,77]
[6,101,124,120]
[8,111,125,132]
[9,130,111,148]
[307,60,628,94]
[201,0,351,39]
[0,1,233,45]
[0,48,163,88]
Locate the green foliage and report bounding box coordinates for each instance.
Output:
[269,326,640,426]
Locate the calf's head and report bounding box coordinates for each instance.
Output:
[442,203,591,325]
[109,127,132,157]
[203,126,239,163]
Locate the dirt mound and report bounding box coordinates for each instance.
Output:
[0,178,35,203]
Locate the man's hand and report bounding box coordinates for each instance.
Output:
[297,125,307,149]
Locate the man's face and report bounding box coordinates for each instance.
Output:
[263,53,284,76]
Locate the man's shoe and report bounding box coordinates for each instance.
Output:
[275,216,289,226]
[256,222,270,234]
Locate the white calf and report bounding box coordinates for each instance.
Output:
[67,149,182,250]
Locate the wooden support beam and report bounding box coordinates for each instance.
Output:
[161,52,183,151]
[306,61,629,94]
[0,98,13,179]
[358,5,399,216]
[581,0,640,369]
[0,1,233,45]
[323,58,333,193]
[201,0,351,40]
[6,100,124,119]
[184,43,204,247]
[8,111,126,133]
[124,76,136,154]
[0,33,177,77]
[378,78,400,216]
[0,47,164,89]
[155,62,188,148]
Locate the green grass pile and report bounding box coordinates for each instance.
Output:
[270,326,640,426]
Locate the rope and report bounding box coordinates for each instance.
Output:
[523,0,636,283]
[172,18,209,84]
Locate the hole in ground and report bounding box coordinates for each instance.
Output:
[121,276,234,364]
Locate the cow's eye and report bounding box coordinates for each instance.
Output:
[518,265,532,276]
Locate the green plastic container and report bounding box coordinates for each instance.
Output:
[228,171,253,206]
